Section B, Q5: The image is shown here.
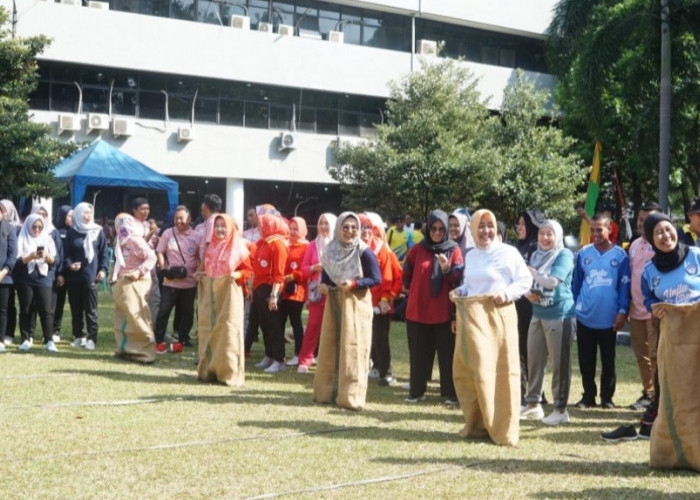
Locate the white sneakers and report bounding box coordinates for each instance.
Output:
[71,337,87,348]
[19,340,31,352]
[85,339,96,351]
[3,337,12,346]
[542,409,570,426]
[285,356,299,366]
[264,360,286,373]
[52,334,61,343]
[254,356,273,369]
[297,365,309,374]
[45,340,58,353]
[520,405,545,420]
[368,368,380,379]
[0,343,5,353]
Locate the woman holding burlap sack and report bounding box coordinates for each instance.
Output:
[312,212,380,411]
[112,213,157,364]
[197,214,252,386]
[641,213,700,471]
[450,209,531,446]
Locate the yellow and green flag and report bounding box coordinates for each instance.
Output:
[579,140,602,245]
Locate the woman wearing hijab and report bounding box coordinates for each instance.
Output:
[521,220,575,426]
[52,205,72,341]
[64,203,109,351]
[0,200,20,346]
[450,209,531,446]
[361,212,402,386]
[251,214,289,374]
[297,213,337,373]
[279,216,309,366]
[197,214,252,386]
[515,209,546,404]
[448,211,474,259]
[112,213,157,363]
[14,214,58,352]
[313,212,380,410]
[402,210,463,404]
[640,213,700,470]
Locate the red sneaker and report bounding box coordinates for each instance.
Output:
[155,342,167,354]
[170,342,183,353]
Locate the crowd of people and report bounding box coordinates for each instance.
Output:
[1,195,699,463]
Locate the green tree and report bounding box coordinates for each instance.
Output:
[546,0,700,213]
[0,7,75,199]
[329,58,492,221]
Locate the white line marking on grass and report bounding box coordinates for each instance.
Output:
[22,428,351,461]
[0,373,78,380]
[2,394,241,410]
[245,467,455,499]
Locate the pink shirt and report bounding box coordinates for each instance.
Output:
[629,236,655,320]
[196,215,217,263]
[156,227,202,289]
[119,239,156,278]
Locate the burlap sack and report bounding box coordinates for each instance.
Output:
[113,276,156,364]
[650,300,700,471]
[313,288,373,411]
[453,295,520,447]
[196,276,245,387]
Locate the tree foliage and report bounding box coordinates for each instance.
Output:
[547,0,700,213]
[329,59,584,229]
[0,8,75,199]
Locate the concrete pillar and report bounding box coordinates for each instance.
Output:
[226,178,244,225]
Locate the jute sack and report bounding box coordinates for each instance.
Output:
[197,276,246,386]
[313,288,372,411]
[113,276,156,364]
[453,295,520,446]
[650,300,700,471]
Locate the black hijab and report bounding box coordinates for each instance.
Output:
[54,205,73,235]
[643,212,688,272]
[420,210,457,296]
[516,209,545,262]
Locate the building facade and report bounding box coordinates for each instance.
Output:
[4,0,557,225]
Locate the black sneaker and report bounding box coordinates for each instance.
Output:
[575,398,597,409]
[601,425,638,442]
[638,423,652,440]
[601,400,616,409]
[629,395,652,411]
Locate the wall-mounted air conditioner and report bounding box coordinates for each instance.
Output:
[278,132,297,152]
[86,113,109,133]
[87,1,109,9]
[57,114,80,134]
[277,24,293,36]
[328,31,344,44]
[258,22,273,33]
[177,127,195,143]
[229,15,250,30]
[112,118,134,138]
[416,39,438,56]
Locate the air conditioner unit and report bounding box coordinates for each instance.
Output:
[112,118,134,138]
[258,22,273,33]
[229,15,250,30]
[177,126,195,142]
[277,24,293,36]
[278,132,297,152]
[86,113,109,133]
[87,1,109,9]
[57,114,80,134]
[416,39,438,56]
[328,31,344,44]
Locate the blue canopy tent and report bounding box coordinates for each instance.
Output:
[54,140,179,209]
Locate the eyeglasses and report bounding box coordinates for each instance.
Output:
[31,224,43,230]
[341,224,358,232]
[360,225,372,231]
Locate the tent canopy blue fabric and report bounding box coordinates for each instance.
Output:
[54,140,178,209]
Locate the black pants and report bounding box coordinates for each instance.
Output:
[371,313,392,378]
[4,286,16,340]
[244,297,260,352]
[515,296,533,398]
[406,320,456,399]
[576,320,617,403]
[154,286,196,344]
[67,281,99,342]
[53,284,67,334]
[279,299,304,355]
[0,284,11,339]
[16,284,53,343]
[252,284,284,361]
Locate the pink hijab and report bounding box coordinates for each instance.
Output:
[205,214,250,278]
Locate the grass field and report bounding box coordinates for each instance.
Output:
[0,291,697,499]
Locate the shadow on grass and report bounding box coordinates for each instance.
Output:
[532,487,698,499]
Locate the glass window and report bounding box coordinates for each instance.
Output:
[359,112,379,136]
[51,65,80,83]
[338,111,359,136]
[143,0,168,17]
[220,99,244,125]
[51,83,80,112]
[245,84,269,102]
[316,108,336,135]
[269,105,291,129]
[303,90,337,109]
[249,0,271,27]
[339,7,361,45]
[168,77,197,95]
[82,87,110,113]
[245,101,269,128]
[195,98,218,123]
[139,90,167,120]
[112,90,137,116]
[481,46,499,65]
[81,69,111,86]
[29,82,50,110]
[220,82,245,100]
[296,1,319,35]
[170,95,192,120]
[500,48,515,68]
[272,1,294,26]
[140,73,167,91]
[298,108,315,132]
[113,0,140,13]
[197,0,221,25]
[171,0,195,21]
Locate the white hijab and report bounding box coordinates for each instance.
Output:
[72,203,103,264]
[18,214,56,276]
[315,213,337,261]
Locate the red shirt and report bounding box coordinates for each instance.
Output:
[281,240,308,302]
[252,236,288,290]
